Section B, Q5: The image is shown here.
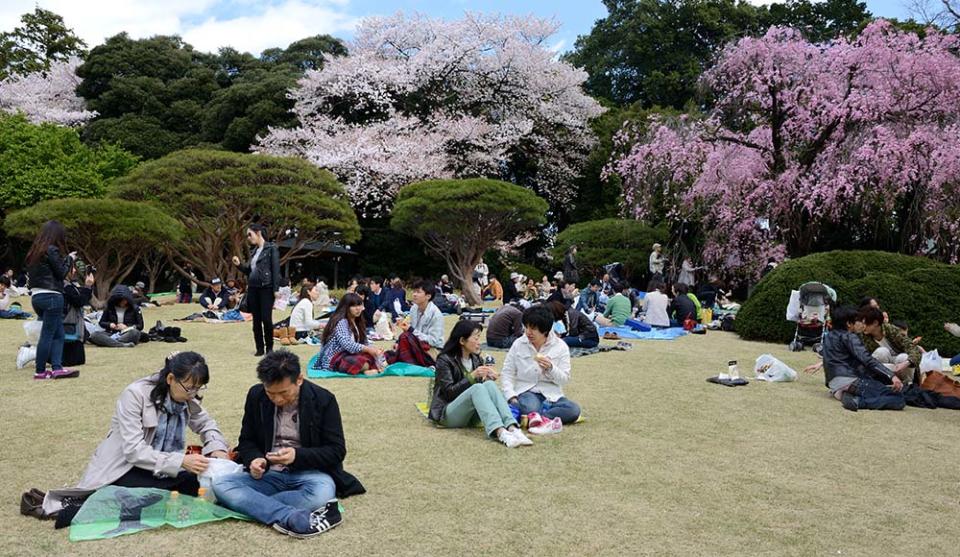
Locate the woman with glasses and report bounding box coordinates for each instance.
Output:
[75,352,229,495]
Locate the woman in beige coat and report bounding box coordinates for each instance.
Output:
[76,352,229,495]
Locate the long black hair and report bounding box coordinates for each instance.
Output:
[149,351,210,407]
[26,220,68,267]
[321,292,367,344]
[440,319,483,359]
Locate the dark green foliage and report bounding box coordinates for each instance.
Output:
[391,178,547,303]
[737,251,960,355]
[553,219,669,282]
[110,149,359,284]
[76,33,346,158]
[0,113,138,211]
[0,7,86,79]
[566,0,871,108]
[3,198,184,299]
[354,226,447,280]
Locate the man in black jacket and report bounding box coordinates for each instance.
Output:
[96,285,144,346]
[198,278,229,311]
[822,306,907,411]
[213,350,364,539]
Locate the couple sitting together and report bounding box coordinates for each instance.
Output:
[315,279,444,375]
[430,305,582,446]
[56,350,364,539]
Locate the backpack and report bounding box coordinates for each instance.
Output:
[720,314,736,332]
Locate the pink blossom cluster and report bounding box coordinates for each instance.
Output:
[0,58,94,127]
[257,12,604,216]
[609,21,960,280]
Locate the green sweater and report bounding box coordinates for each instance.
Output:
[603,294,632,326]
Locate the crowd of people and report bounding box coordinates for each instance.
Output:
[8,221,960,541]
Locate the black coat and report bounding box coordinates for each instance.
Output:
[670,295,698,322]
[99,285,144,331]
[238,242,281,291]
[502,280,519,304]
[429,352,483,422]
[26,246,73,293]
[237,380,365,499]
[822,329,895,388]
[199,286,229,310]
[63,281,92,340]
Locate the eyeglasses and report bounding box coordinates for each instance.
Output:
[177,378,208,397]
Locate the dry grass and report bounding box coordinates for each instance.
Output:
[1,299,959,557]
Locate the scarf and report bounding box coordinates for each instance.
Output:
[152,395,188,454]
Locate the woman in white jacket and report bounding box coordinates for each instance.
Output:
[289,282,324,340]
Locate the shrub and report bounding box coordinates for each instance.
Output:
[737,251,960,355]
[552,219,668,283]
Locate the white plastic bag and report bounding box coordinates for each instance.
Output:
[198,458,244,502]
[785,290,801,322]
[754,354,797,382]
[23,320,42,344]
[920,349,942,373]
[375,310,394,341]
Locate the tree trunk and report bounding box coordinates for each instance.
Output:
[454,261,482,306]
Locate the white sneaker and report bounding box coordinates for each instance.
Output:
[497,429,522,448]
[508,428,533,446]
[16,345,36,369]
[529,417,563,435]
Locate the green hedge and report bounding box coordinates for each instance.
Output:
[737,251,960,355]
[552,219,668,283]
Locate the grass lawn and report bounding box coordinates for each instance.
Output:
[1,299,959,556]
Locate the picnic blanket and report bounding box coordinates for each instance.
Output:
[598,326,688,340]
[306,355,434,379]
[70,486,247,541]
[414,402,585,426]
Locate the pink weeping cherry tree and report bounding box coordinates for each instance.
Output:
[608,21,960,281]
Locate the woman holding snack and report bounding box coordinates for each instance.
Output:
[430,320,533,448]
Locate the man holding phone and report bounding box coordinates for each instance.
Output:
[213,350,365,538]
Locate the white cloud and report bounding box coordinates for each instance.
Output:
[0,0,359,55]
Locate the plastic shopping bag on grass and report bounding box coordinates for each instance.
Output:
[754,354,797,382]
[24,320,42,344]
[920,349,943,373]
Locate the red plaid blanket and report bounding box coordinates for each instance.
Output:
[385,330,435,367]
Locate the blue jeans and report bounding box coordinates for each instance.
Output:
[213,469,335,531]
[0,308,31,319]
[851,377,905,411]
[31,293,65,373]
[951,354,960,367]
[513,391,581,424]
[563,336,599,349]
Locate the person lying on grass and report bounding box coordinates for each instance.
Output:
[821,305,909,411]
[502,305,581,435]
[76,352,229,496]
[316,293,383,375]
[429,320,533,448]
[213,350,365,539]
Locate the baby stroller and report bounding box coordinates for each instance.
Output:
[604,262,626,292]
[787,281,836,353]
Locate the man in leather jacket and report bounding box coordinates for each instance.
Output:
[822,305,907,411]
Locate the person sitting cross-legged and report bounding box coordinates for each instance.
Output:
[502,305,581,434]
[316,293,383,375]
[548,301,599,349]
[386,279,443,367]
[430,320,533,448]
[213,350,365,539]
[485,302,524,349]
[822,305,909,411]
[92,285,144,347]
[856,306,921,384]
[594,282,632,327]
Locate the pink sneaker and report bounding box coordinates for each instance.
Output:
[529,417,563,435]
[50,368,79,379]
[33,370,53,380]
[526,412,546,429]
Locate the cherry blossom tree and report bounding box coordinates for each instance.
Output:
[0,57,93,126]
[257,12,604,217]
[608,21,960,281]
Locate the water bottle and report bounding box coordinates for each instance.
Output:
[728,360,740,380]
[165,490,181,524]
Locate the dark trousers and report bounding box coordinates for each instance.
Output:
[32,293,65,373]
[850,377,906,410]
[247,286,275,353]
[486,336,518,349]
[563,336,599,348]
[112,466,200,496]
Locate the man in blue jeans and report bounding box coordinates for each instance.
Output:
[213,350,364,538]
[501,305,582,435]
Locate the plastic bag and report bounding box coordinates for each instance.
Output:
[197,459,244,502]
[785,290,801,322]
[23,320,42,344]
[754,354,797,382]
[375,311,394,341]
[920,349,942,373]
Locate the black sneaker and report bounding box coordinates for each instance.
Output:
[840,392,860,412]
[272,500,342,539]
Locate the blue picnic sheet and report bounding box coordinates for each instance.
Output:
[306,354,435,379]
[598,326,688,340]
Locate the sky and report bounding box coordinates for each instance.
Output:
[0,1,918,56]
